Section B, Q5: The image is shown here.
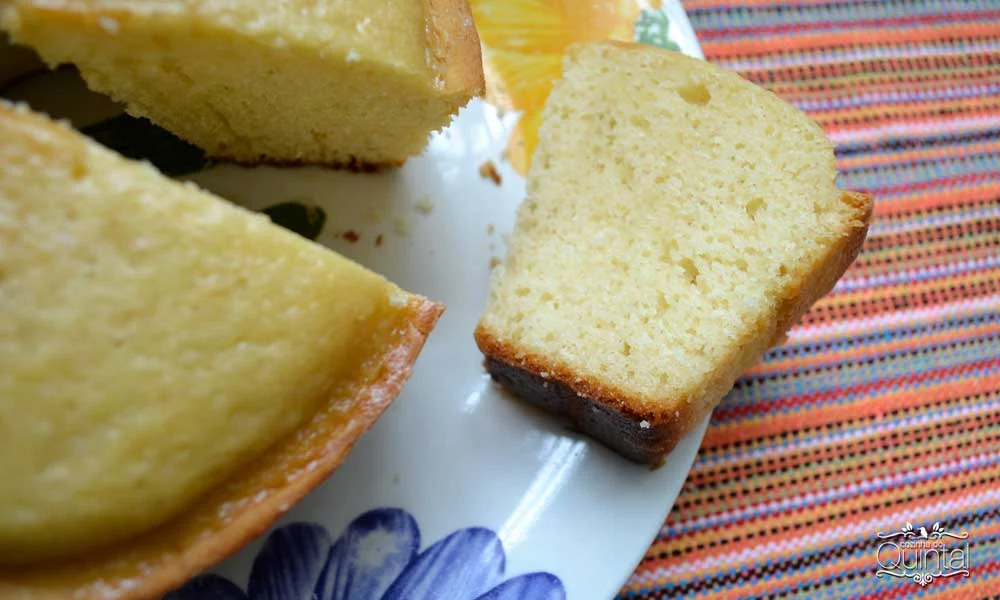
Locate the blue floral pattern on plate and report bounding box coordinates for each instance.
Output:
[165,508,565,600]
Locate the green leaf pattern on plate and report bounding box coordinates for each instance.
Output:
[81,114,213,177]
[261,201,327,241]
[634,9,680,52]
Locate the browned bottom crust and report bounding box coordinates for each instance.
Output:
[483,356,688,464]
[0,298,443,600]
[220,154,406,173]
[477,191,873,466]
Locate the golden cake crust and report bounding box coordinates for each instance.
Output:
[0,298,443,600]
[426,0,486,98]
[475,192,872,464]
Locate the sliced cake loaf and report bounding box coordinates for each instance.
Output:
[0,102,441,599]
[1,0,484,167]
[475,42,872,464]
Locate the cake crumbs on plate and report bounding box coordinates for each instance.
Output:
[375,234,383,247]
[414,195,434,215]
[489,257,502,269]
[393,217,410,237]
[487,223,495,235]
[478,160,502,186]
[342,230,360,243]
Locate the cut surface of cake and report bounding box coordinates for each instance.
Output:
[475,42,872,464]
[1,0,485,167]
[0,102,442,599]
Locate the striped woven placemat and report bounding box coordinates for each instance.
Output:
[620,1,1000,598]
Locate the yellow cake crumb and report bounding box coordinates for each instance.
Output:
[0,101,435,564]
[475,41,871,463]
[2,0,486,165]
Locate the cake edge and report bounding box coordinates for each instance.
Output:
[475,191,873,465]
[222,153,405,172]
[425,0,486,98]
[1,1,484,169]
[478,348,696,464]
[0,296,444,600]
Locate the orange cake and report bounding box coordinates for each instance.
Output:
[475,42,872,464]
[0,101,442,598]
[1,0,485,167]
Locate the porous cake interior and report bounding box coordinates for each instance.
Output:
[0,103,414,563]
[3,0,468,164]
[480,43,863,408]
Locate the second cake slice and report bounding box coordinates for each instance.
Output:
[475,42,872,464]
[2,0,485,167]
[0,101,442,599]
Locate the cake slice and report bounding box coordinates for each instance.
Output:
[0,102,442,599]
[475,42,872,464]
[1,0,485,167]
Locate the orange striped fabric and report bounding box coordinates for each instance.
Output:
[621,1,1000,598]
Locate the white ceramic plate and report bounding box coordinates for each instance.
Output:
[2,4,703,599]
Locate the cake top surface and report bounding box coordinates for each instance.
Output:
[479,42,867,410]
[5,0,433,73]
[0,101,410,564]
